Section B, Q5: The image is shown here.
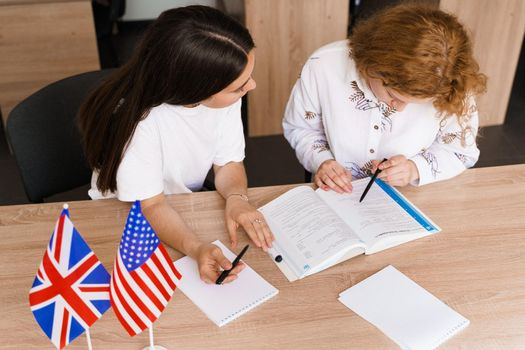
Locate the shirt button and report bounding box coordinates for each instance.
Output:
[374,125,379,130]
[370,149,375,153]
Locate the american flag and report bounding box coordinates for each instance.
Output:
[29,206,111,349]
[110,200,182,336]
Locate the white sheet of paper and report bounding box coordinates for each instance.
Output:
[338,265,469,350]
[173,240,278,327]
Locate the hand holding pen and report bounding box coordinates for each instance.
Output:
[194,243,246,284]
[216,244,249,285]
[373,155,420,187]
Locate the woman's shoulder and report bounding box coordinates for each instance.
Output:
[310,40,350,58]
[302,40,357,82]
[306,40,350,66]
[137,104,170,128]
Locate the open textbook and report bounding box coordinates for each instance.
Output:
[258,178,440,281]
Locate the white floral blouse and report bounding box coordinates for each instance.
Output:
[283,40,480,186]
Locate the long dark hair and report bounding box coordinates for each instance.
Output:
[78,5,255,194]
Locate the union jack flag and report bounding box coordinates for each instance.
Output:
[110,200,182,336]
[29,206,111,349]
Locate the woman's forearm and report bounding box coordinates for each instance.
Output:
[141,193,202,259]
[214,161,248,199]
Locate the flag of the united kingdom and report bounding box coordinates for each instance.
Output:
[29,205,111,349]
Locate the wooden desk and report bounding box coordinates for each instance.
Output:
[1,165,525,349]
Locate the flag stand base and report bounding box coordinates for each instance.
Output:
[142,346,168,350]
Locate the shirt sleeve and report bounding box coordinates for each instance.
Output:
[116,119,164,201]
[410,97,480,186]
[283,59,334,174]
[213,99,246,166]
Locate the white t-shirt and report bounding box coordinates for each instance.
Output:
[283,40,480,186]
[89,100,245,201]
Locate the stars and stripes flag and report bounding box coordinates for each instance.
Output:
[29,205,111,349]
[110,200,182,336]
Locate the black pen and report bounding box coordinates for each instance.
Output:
[359,158,388,203]
[215,244,249,285]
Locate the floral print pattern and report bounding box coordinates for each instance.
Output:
[419,148,440,178]
[312,139,330,153]
[345,161,374,179]
[454,152,468,164]
[304,111,317,120]
[349,81,396,132]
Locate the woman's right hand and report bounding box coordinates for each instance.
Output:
[194,242,245,284]
[314,159,353,193]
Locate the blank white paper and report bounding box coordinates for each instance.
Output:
[338,265,469,350]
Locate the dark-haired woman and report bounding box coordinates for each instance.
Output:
[78,6,273,284]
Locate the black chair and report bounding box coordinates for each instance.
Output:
[6,69,115,203]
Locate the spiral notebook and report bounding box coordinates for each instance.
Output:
[173,240,278,327]
[338,265,469,350]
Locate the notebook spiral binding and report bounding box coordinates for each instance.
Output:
[218,290,277,325]
[432,318,469,348]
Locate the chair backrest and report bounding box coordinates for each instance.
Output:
[6,69,115,203]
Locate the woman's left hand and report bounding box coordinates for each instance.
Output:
[373,155,420,187]
[224,196,274,251]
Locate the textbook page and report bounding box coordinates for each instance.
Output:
[338,266,469,350]
[316,179,440,254]
[174,240,278,327]
[259,186,364,279]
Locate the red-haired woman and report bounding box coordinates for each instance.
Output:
[283,3,487,193]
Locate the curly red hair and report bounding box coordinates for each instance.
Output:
[349,3,487,127]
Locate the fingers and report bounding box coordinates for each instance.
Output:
[243,220,274,251]
[197,244,249,284]
[198,262,220,284]
[378,155,405,170]
[230,261,245,274]
[321,173,345,193]
[251,218,274,249]
[220,263,245,284]
[376,156,412,186]
[199,248,233,284]
[240,217,263,249]
[314,174,329,191]
[379,172,408,186]
[331,167,352,192]
[315,163,352,193]
[237,213,274,251]
[226,218,239,248]
[227,199,275,251]
[370,160,381,172]
[243,218,274,252]
[212,247,233,271]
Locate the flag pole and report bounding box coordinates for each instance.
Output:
[149,326,154,350]
[86,328,93,350]
[142,325,168,350]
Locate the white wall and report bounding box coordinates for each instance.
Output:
[122,0,220,21]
